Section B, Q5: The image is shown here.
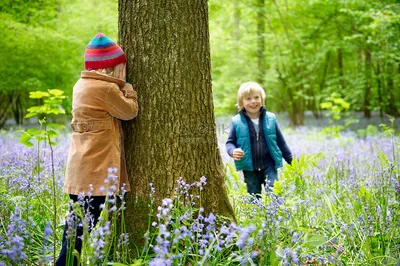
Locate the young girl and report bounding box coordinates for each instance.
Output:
[56,33,138,265]
[226,82,292,198]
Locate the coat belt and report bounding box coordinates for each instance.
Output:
[71,119,112,132]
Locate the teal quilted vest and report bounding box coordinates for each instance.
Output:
[232,111,283,171]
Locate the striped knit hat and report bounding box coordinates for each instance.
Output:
[84,33,126,70]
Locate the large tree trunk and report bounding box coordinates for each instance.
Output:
[118,0,235,248]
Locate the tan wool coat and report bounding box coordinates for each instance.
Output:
[64,71,138,196]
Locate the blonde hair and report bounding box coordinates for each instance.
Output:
[236,81,266,109]
[90,63,126,81]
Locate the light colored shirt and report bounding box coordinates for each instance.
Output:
[251,119,259,134]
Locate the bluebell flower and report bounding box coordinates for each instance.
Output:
[1,208,28,263]
[236,224,256,249]
[149,258,172,266]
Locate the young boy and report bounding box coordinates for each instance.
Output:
[226,81,292,197]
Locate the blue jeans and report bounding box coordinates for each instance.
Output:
[243,166,277,197]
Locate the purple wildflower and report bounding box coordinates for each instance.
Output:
[0,208,28,263]
[236,225,256,249]
[149,258,172,266]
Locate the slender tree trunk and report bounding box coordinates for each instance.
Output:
[256,0,266,85]
[0,91,13,129]
[363,48,372,118]
[386,62,399,116]
[233,0,240,41]
[337,47,344,87]
[276,67,302,126]
[313,50,331,119]
[376,58,383,119]
[10,91,21,124]
[119,0,235,248]
[337,46,344,89]
[337,25,346,91]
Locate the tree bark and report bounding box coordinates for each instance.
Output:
[118,0,235,248]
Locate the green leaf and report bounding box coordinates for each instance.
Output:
[25,106,43,118]
[49,105,65,115]
[273,180,283,195]
[19,132,33,147]
[270,249,280,265]
[275,248,284,258]
[358,187,371,200]
[304,234,326,249]
[354,202,362,212]
[48,89,64,96]
[47,129,58,138]
[47,123,66,130]
[29,91,50,99]
[24,112,37,119]
[320,102,332,109]
[130,259,143,266]
[295,175,304,188]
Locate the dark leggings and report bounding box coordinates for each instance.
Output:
[55,194,106,266]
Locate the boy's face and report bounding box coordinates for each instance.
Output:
[243,92,262,116]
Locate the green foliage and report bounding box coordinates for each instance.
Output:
[0,0,58,25]
[25,90,67,118]
[320,93,356,137]
[320,94,351,121]
[1,127,399,264]
[279,153,325,197]
[15,89,67,264]
[357,124,378,138]
[380,116,396,137]
[2,0,399,125]
[19,90,66,147]
[209,0,400,121]
[0,0,118,127]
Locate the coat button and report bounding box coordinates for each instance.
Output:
[81,123,88,131]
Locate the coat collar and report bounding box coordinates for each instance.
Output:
[81,71,126,88]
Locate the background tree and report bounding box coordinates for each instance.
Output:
[0,0,119,128]
[1,0,398,129]
[118,0,236,246]
[210,0,400,124]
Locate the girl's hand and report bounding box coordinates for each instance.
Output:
[232,148,245,160]
[121,83,137,99]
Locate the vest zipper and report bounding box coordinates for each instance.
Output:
[256,132,262,171]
